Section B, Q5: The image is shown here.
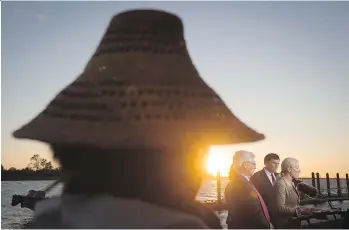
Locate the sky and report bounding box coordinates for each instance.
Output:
[2,1,349,177]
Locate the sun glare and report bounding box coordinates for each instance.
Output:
[206,146,232,177]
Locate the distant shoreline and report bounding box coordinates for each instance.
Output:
[1,174,345,182]
[1,176,60,181]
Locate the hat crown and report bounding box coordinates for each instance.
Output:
[93,10,186,58]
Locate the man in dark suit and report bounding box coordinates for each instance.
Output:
[225,150,272,229]
[250,153,280,225]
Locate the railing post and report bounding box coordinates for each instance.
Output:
[336,173,342,197]
[326,173,331,197]
[316,173,321,195]
[311,172,316,188]
[217,170,221,204]
[345,173,349,196]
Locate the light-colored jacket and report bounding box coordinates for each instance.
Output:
[30,195,211,228]
[273,177,300,228]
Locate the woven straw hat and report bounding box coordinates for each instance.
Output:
[13,9,265,149]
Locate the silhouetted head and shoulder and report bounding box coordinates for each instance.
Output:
[13,9,265,229]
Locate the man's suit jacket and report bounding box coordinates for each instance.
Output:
[250,169,278,210]
[226,171,271,229]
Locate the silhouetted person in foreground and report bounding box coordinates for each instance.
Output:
[225,151,272,229]
[13,9,265,229]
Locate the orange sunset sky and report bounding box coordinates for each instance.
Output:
[2,2,349,178]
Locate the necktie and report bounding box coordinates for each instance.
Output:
[250,181,271,222]
[271,174,276,185]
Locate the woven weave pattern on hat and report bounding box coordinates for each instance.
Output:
[93,9,186,57]
[13,9,265,149]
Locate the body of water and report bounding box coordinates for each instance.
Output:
[2,179,348,229]
[1,181,62,229]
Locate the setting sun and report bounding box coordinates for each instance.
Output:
[206,146,233,177]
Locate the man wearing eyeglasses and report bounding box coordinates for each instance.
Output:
[225,150,273,229]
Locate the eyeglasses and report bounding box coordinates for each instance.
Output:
[246,161,256,166]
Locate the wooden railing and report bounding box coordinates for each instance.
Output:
[311,172,349,197]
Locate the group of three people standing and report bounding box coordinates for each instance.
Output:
[225,151,317,229]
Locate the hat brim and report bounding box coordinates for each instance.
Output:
[13,110,265,149]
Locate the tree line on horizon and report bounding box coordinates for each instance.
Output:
[2,154,61,181]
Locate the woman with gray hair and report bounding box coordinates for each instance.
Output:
[273,158,316,228]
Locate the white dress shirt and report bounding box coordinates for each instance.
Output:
[241,174,250,181]
[264,168,276,185]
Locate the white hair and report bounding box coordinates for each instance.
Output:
[233,150,255,168]
[281,158,299,172]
